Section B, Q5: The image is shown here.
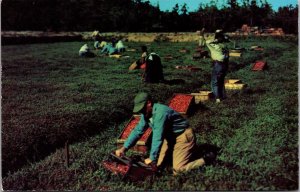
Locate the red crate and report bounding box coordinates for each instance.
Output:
[117,116,152,154]
[102,153,155,182]
[252,61,267,71]
[168,94,195,117]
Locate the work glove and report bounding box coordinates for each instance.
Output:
[144,158,152,165]
[115,147,126,157]
[144,158,158,172]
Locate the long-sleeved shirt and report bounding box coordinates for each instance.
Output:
[101,44,117,55]
[79,44,89,54]
[124,103,189,161]
[115,40,125,49]
[205,38,228,62]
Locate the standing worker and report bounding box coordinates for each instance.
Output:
[115,92,216,175]
[200,29,230,103]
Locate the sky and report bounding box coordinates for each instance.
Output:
[147,0,298,12]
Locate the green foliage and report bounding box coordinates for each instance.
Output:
[1,0,298,33]
[2,37,298,190]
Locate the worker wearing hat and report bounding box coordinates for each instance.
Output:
[115,92,216,175]
[201,29,230,103]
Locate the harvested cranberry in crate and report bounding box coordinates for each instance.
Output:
[168,94,195,118]
[102,161,130,176]
[252,60,267,71]
[117,115,152,154]
[102,153,155,182]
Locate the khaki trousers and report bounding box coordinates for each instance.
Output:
[157,128,205,175]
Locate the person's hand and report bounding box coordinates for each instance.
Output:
[144,158,153,165]
[115,147,126,157]
[199,28,205,36]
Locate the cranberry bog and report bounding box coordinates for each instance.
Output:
[2,36,298,190]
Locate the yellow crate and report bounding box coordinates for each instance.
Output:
[229,52,242,57]
[109,54,122,58]
[191,91,213,103]
[127,48,136,52]
[226,79,242,84]
[230,49,242,53]
[225,83,247,90]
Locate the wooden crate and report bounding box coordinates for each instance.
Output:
[127,48,136,52]
[225,83,247,90]
[191,91,213,103]
[193,51,208,60]
[117,116,152,154]
[179,49,189,53]
[252,61,267,71]
[164,56,173,61]
[102,153,154,182]
[109,54,122,58]
[229,52,242,57]
[230,49,242,53]
[195,47,204,52]
[250,46,264,51]
[224,79,246,90]
[192,53,202,60]
[168,94,195,118]
[225,79,242,84]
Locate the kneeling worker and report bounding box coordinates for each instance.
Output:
[79,44,95,57]
[115,92,216,175]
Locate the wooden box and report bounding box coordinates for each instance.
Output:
[102,153,154,182]
[109,54,122,58]
[230,49,242,53]
[225,83,247,90]
[179,49,189,53]
[117,116,152,154]
[195,47,204,52]
[253,47,264,51]
[225,79,242,84]
[250,46,264,51]
[192,53,202,60]
[127,48,136,52]
[193,51,208,60]
[229,52,242,57]
[168,94,195,118]
[191,91,213,103]
[252,61,267,71]
[225,79,246,90]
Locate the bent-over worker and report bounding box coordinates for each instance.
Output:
[115,92,216,175]
[79,44,95,57]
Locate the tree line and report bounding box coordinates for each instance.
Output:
[2,0,298,34]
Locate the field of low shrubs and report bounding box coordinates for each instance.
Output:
[2,35,298,190]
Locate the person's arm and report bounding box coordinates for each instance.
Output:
[141,52,147,63]
[123,115,148,149]
[148,112,167,162]
[115,115,148,156]
[100,45,107,53]
[199,28,206,47]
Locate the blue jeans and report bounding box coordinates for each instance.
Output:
[211,61,227,100]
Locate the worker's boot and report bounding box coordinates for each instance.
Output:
[203,151,217,165]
